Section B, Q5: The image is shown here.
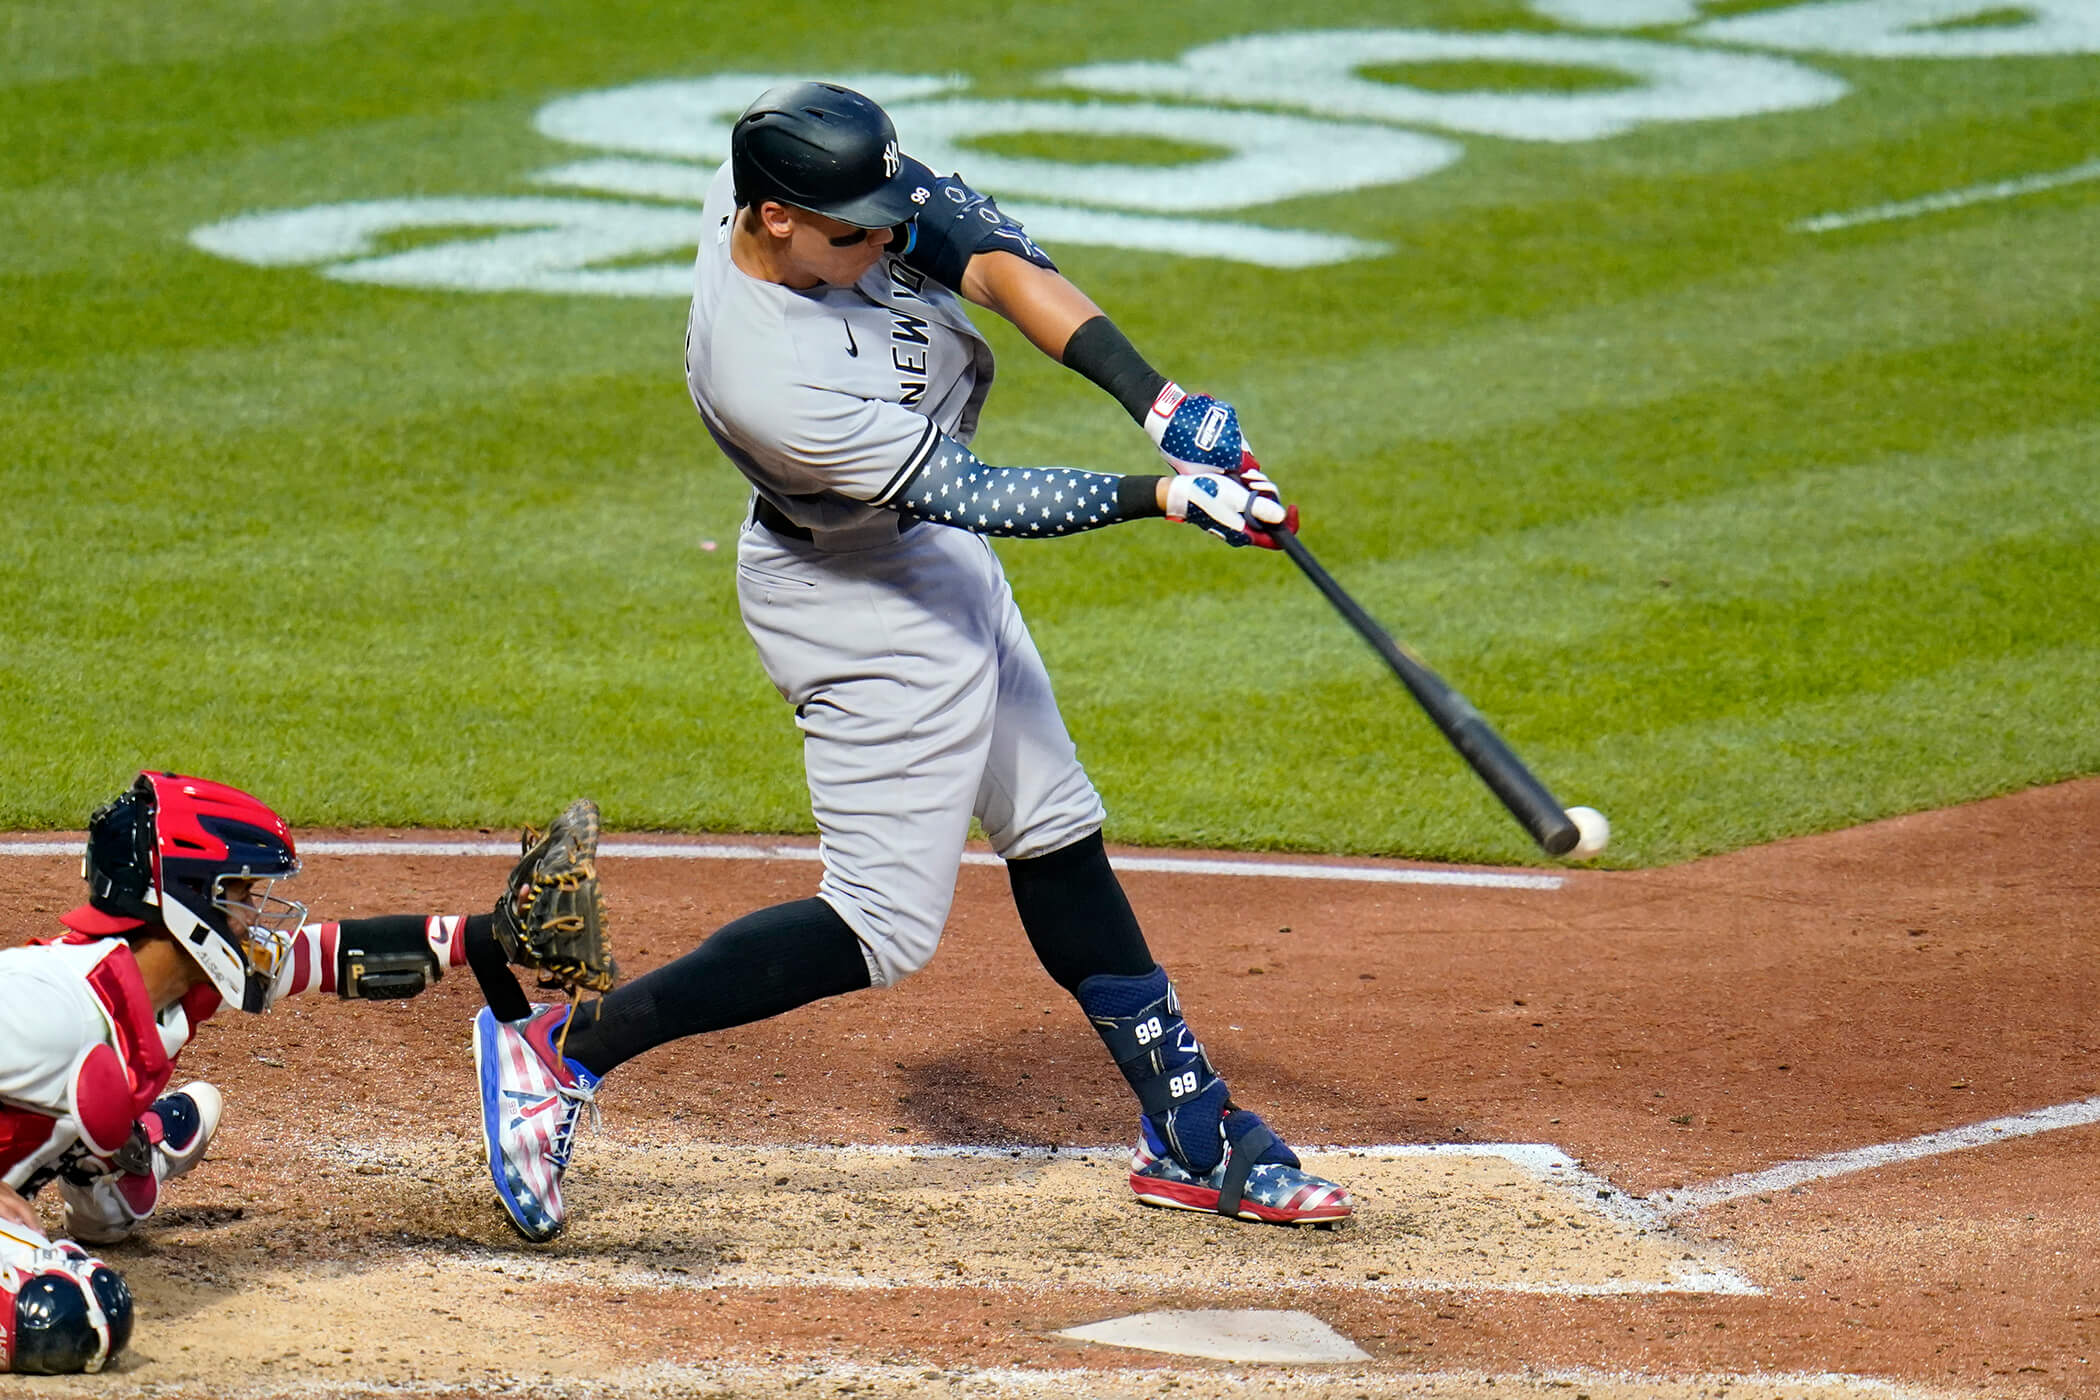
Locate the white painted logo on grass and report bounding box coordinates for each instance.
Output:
[1694,1,2100,59]
[188,17,2094,291]
[1537,0,2100,54]
[1059,31,1844,143]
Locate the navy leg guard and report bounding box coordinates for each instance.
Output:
[1076,965,1227,1172]
[1078,965,1255,1175]
[1079,969,1345,1224]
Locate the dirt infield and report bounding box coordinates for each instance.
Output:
[4,779,2096,1398]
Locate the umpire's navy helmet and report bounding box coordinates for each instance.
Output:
[731,82,934,229]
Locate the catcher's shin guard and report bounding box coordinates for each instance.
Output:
[0,1229,131,1374]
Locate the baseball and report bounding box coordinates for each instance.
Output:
[1565,806,1610,860]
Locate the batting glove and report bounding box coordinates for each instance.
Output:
[1165,472,1289,549]
[1146,384,1297,548]
[1146,383,1260,478]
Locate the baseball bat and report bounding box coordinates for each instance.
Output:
[1270,526,1580,856]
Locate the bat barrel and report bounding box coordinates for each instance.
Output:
[1272,527,1578,856]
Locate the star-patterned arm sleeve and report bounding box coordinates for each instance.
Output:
[892,433,1164,538]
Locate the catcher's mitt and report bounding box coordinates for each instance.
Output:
[494,798,616,995]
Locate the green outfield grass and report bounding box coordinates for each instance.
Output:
[4,1,2096,865]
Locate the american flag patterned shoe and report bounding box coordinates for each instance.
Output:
[1128,1107,1352,1226]
[474,1004,599,1242]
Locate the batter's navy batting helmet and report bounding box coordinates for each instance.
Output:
[731,81,934,229]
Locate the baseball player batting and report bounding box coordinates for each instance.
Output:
[0,772,604,1374]
[474,80,1349,1243]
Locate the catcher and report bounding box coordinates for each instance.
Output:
[0,771,612,1375]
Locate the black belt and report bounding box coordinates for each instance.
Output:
[751,496,917,544]
[752,496,814,541]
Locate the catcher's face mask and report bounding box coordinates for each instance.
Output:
[211,874,306,984]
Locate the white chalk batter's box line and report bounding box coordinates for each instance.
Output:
[1651,1093,2100,1217]
[0,838,1564,891]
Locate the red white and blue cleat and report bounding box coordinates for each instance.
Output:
[474,1004,599,1242]
[1128,1108,1352,1227]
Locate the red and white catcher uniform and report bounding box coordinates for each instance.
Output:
[1,906,472,1232]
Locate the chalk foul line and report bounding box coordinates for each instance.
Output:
[1651,1094,2100,1216]
[0,839,1563,891]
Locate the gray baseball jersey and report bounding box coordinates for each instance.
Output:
[687,164,994,549]
[685,162,1104,988]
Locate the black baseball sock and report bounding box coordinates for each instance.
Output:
[556,897,872,1078]
[461,913,533,1022]
[1007,830,1155,993]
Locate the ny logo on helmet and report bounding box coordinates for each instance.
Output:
[882,140,900,178]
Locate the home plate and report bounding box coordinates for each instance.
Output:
[1058,1308,1371,1363]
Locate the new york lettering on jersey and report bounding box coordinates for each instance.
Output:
[889,310,928,407]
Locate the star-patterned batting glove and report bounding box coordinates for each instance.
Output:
[1164,473,1289,549]
[1144,383,1297,549]
[1146,384,1259,477]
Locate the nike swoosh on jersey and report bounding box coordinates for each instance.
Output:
[843,320,859,357]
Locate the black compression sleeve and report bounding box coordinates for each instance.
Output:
[1117,473,1166,518]
[892,434,1163,536]
[556,897,871,1078]
[463,912,532,1021]
[1061,316,1170,425]
[1007,831,1156,994]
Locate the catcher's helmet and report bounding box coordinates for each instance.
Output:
[730,81,934,229]
[85,772,305,1014]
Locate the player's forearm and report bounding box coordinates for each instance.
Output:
[1060,315,1170,425]
[269,915,473,1002]
[960,256,1170,425]
[961,252,1105,362]
[892,433,1163,538]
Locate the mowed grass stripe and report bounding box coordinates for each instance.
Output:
[1246,421,2100,673]
[1567,639,2100,858]
[1018,301,2099,658]
[1233,198,2098,496]
[39,365,2088,674]
[0,0,453,89]
[1038,415,2098,860]
[1078,615,2100,863]
[0,0,789,187]
[1144,80,2100,381]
